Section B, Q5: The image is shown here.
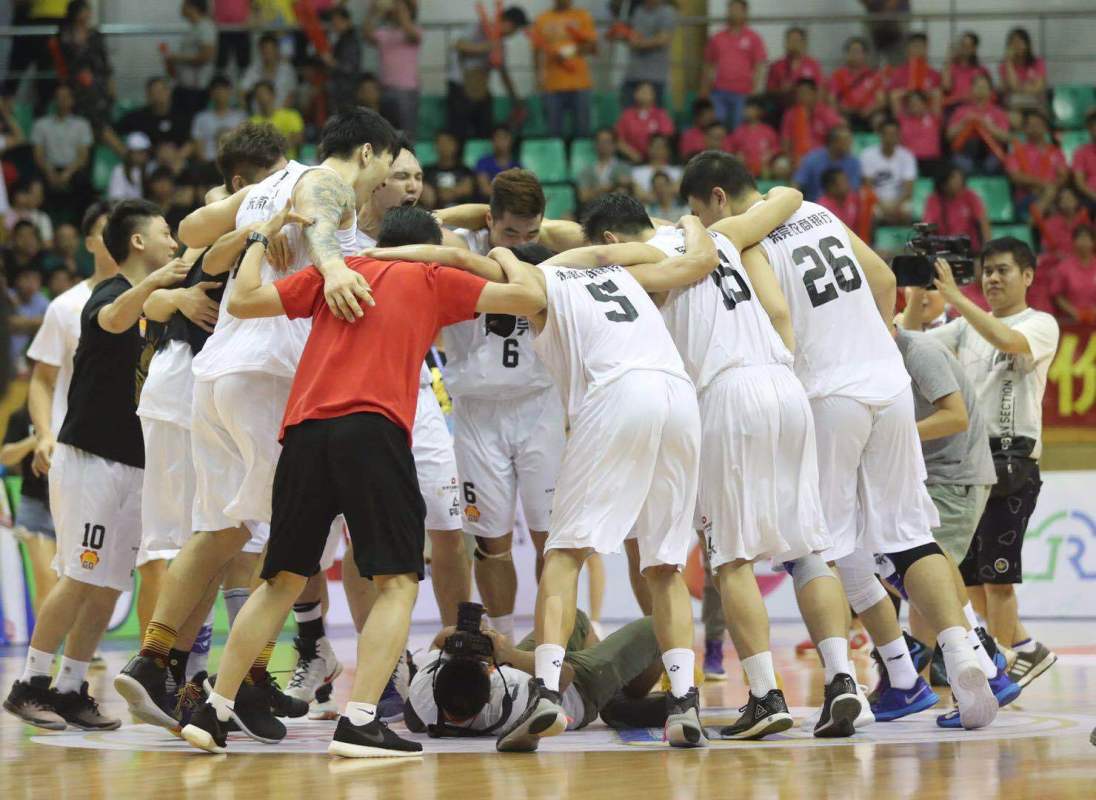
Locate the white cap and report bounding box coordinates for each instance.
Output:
[125,131,152,151]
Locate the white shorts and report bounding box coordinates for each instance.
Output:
[319,517,347,571]
[452,388,565,538]
[413,383,461,532]
[49,443,143,592]
[811,389,940,562]
[140,416,196,552]
[548,371,700,571]
[698,365,831,570]
[191,372,291,533]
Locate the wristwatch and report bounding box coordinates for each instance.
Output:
[246,231,270,249]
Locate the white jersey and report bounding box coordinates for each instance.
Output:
[192,161,358,382]
[26,279,93,434]
[646,226,792,392]
[533,262,689,419]
[442,227,554,400]
[758,201,909,403]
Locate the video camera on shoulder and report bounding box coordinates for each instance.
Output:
[441,602,494,662]
[890,222,976,288]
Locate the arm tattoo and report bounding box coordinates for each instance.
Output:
[296,170,355,266]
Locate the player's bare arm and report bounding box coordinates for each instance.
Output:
[709,186,803,252]
[227,206,313,319]
[538,219,585,252]
[481,247,548,327]
[931,257,1033,355]
[434,203,489,229]
[844,224,898,326]
[363,245,506,282]
[622,215,720,294]
[202,222,265,276]
[97,258,190,334]
[543,242,664,270]
[177,186,251,248]
[28,360,58,475]
[742,246,795,352]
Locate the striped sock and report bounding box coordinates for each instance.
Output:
[139,621,178,664]
[246,640,277,685]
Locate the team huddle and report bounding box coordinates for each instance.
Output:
[4,107,1037,758]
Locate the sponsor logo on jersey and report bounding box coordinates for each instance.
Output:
[464,504,481,523]
[80,550,100,570]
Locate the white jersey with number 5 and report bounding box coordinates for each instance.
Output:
[757,201,909,403]
[533,263,690,419]
[646,227,792,392]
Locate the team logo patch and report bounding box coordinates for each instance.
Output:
[994,558,1011,574]
[464,505,481,523]
[80,550,100,570]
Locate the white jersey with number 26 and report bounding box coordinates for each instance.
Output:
[758,202,909,403]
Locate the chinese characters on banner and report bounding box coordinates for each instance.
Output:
[1045,324,1096,427]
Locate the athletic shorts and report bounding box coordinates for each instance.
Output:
[140,416,196,552]
[413,383,461,532]
[262,413,426,581]
[548,370,700,572]
[191,372,291,534]
[927,483,993,563]
[698,365,831,570]
[810,389,939,562]
[16,495,55,540]
[49,443,142,592]
[960,466,1041,586]
[452,388,565,538]
[319,517,347,571]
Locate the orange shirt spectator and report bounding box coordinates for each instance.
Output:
[887,33,942,116]
[781,79,842,164]
[1005,111,1069,206]
[615,82,675,163]
[829,37,884,124]
[766,27,823,104]
[533,1,597,93]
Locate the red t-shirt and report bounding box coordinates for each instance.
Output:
[679,127,707,159]
[1056,255,1096,316]
[781,103,843,154]
[705,27,767,94]
[1006,141,1068,184]
[727,121,780,176]
[1037,208,1091,258]
[615,107,675,160]
[950,102,1010,136]
[944,63,992,105]
[898,111,942,159]
[998,58,1046,88]
[923,189,987,250]
[766,55,823,94]
[818,192,860,229]
[274,258,486,442]
[829,66,883,113]
[1072,142,1096,192]
[887,59,942,92]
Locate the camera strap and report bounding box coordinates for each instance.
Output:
[426,654,515,738]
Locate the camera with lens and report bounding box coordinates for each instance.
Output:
[890,222,976,288]
[441,602,494,662]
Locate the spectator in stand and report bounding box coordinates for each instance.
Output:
[780,78,843,166]
[615,81,675,164]
[576,127,634,207]
[766,27,824,110]
[239,33,298,110]
[941,32,992,111]
[828,37,885,131]
[1054,225,1096,323]
[898,89,942,177]
[924,164,993,256]
[998,27,1047,113]
[144,166,177,212]
[47,266,76,296]
[793,124,861,202]
[860,118,916,224]
[5,178,53,247]
[352,73,398,122]
[887,32,942,118]
[3,0,67,107]
[250,81,304,158]
[0,96,26,211]
[679,98,718,160]
[2,221,46,285]
[533,0,598,139]
[702,122,732,153]
[107,132,152,201]
[620,0,678,108]
[117,77,192,156]
[8,265,47,369]
[164,0,218,119]
[947,73,1010,175]
[818,166,861,229]
[727,96,780,178]
[1032,185,1090,264]
[213,0,252,75]
[446,6,529,142]
[324,7,362,118]
[859,0,909,66]
[422,131,476,210]
[363,0,422,139]
[645,170,688,222]
[190,75,246,163]
[57,1,117,149]
[1005,110,1069,220]
[475,125,522,198]
[30,83,92,221]
[630,133,681,204]
[1069,110,1096,212]
[42,222,87,276]
[701,0,767,131]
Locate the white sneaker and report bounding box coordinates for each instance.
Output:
[286,636,342,702]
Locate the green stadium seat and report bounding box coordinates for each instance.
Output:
[492,95,513,123]
[592,93,621,131]
[1061,129,1089,163]
[874,226,910,252]
[91,146,121,193]
[911,177,933,219]
[756,180,779,194]
[853,132,880,155]
[112,98,142,123]
[463,138,493,171]
[515,95,549,138]
[569,138,596,181]
[521,138,568,183]
[298,143,318,165]
[968,176,1013,223]
[674,90,698,128]
[991,224,1034,248]
[543,183,576,219]
[415,140,438,167]
[12,102,33,136]
[1052,85,1096,130]
[417,95,447,139]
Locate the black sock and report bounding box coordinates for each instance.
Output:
[293,600,325,642]
[167,648,190,689]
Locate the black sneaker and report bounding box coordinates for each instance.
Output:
[930,645,950,688]
[496,678,567,753]
[814,673,859,738]
[256,670,309,718]
[600,691,669,730]
[1007,641,1057,688]
[114,655,176,729]
[181,702,229,754]
[52,682,121,731]
[665,687,707,748]
[3,677,66,730]
[173,671,209,728]
[327,715,422,758]
[718,689,794,740]
[203,675,287,744]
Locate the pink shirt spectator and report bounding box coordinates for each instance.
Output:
[829,66,883,114]
[999,58,1046,88]
[1071,143,1096,193]
[679,127,708,159]
[1056,255,1096,314]
[780,103,843,153]
[374,25,422,91]
[944,63,992,105]
[923,189,988,250]
[818,192,860,228]
[616,107,675,160]
[705,27,767,95]
[727,121,780,176]
[898,111,942,159]
[1038,209,1091,259]
[766,56,824,94]
[214,0,250,23]
[1006,141,1068,184]
[949,102,1010,137]
[1026,265,1058,315]
[887,60,942,92]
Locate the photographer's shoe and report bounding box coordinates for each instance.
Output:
[496,678,567,753]
[665,687,707,748]
[328,715,422,759]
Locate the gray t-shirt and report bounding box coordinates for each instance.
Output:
[624,3,678,85]
[177,17,217,89]
[896,328,997,486]
[30,114,93,168]
[448,23,489,84]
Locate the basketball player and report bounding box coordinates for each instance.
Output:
[681,151,998,730]
[574,191,867,739]
[3,201,187,731]
[115,108,398,739]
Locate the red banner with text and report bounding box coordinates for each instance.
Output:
[1045,323,1096,427]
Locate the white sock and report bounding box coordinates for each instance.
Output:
[20,647,55,684]
[535,644,566,692]
[817,637,851,683]
[741,651,778,698]
[938,625,978,683]
[208,691,235,723]
[662,648,696,699]
[1013,638,1036,654]
[962,602,980,630]
[53,657,90,694]
[345,701,377,727]
[223,588,250,628]
[967,629,998,679]
[878,636,918,690]
[488,614,515,641]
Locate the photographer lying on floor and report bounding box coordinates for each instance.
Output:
[405,603,669,739]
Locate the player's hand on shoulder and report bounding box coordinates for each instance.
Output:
[148,257,190,289]
[177,281,221,333]
[267,231,294,272]
[324,261,375,321]
[259,203,313,240]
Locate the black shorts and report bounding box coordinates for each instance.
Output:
[959,465,1042,586]
[262,412,426,581]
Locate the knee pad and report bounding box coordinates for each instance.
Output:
[473,537,513,562]
[836,555,888,615]
[785,553,834,594]
[883,541,944,582]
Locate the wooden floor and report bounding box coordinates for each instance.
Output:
[3,620,1095,800]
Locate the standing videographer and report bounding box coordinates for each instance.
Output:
[904,238,1060,689]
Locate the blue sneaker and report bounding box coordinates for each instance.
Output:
[870,677,939,721]
[378,673,404,723]
[703,639,726,681]
[868,632,931,706]
[989,652,1022,707]
[935,707,962,728]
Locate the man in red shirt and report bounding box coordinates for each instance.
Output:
[1006,111,1069,218]
[887,32,942,117]
[701,0,767,130]
[180,205,543,759]
[766,26,823,109]
[829,36,885,130]
[780,78,843,165]
[1071,110,1096,208]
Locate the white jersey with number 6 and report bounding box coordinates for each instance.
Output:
[757,202,909,403]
